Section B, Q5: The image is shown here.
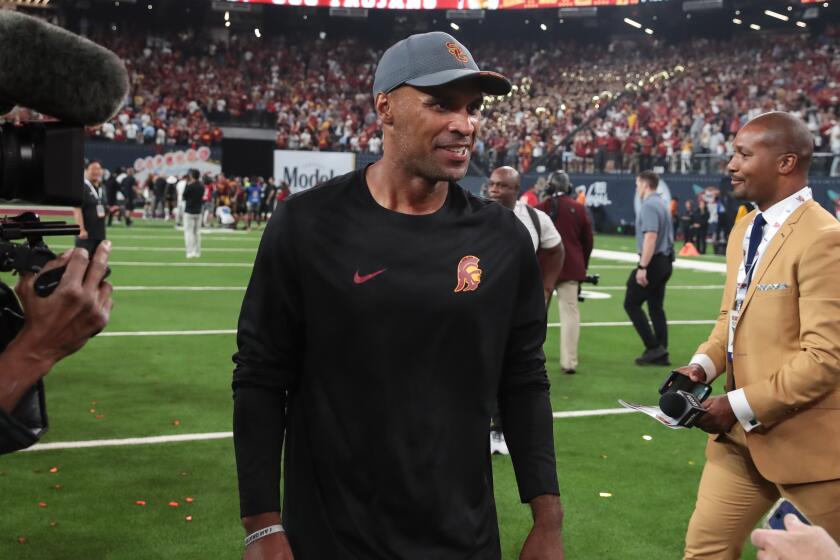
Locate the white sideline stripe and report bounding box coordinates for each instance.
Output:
[549,319,715,328]
[24,409,635,452]
[105,235,254,241]
[99,329,236,337]
[592,249,726,273]
[115,286,245,291]
[95,321,716,337]
[24,432,234,452]
[593,285,724,291]
[552,408,635,419]
[51,245,256,253]
[110,261,253,267]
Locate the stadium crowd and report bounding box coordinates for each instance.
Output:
[82,25,840,175]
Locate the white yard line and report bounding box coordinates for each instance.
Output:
[591,285,724,291]
[99,329,236,337]
[23,432,234,452]
[110,262,253,267]
[50,245,256,253]
[115,286,245,291]
[592,249,726,273]
[24,409,638,452]
[95,321,715,337]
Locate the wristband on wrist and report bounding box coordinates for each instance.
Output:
[244,524,285,547]
[637,264,647,270]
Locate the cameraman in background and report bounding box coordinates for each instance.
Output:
[537,171,594,374]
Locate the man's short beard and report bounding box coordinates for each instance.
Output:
[414,155,468,184]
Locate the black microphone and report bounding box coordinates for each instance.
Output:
[0,11,129,124]
[659,390,707,428]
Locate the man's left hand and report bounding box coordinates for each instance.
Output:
[520,525,564,560]
[522,495,564,559]
[696,395,737,434]
[635,268,649,287]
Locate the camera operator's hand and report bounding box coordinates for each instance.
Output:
[0,243,113,413]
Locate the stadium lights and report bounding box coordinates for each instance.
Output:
[764,10,789,22]
[540,23,547,31]
[749,23,761,30]
[450,22,459,30]
[787,5,793,10]
[796,21,807,28]
[224,11,230,20]
[623,17,642,29]
[644,27,654,35]
[225,21,231,28]
[823,2,829,7]
[732,18,742,24]
[254,28,261,38]
[147,3,152,9]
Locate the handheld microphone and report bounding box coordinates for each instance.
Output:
[659,390,707,428]
[0,11,129,124]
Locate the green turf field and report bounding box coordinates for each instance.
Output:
[0,221,760,559]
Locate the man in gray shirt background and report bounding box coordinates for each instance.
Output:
[625,170,675,366]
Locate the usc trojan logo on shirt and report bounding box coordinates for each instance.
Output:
[445,42,469,65]
[454,256,482,293]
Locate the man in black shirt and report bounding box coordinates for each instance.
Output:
[73,160,107,247]
[120,167,139,227]
[233,32,564,560]
[182,169,204,258]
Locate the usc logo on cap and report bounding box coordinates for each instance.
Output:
[445,41,469,65]
[454,255,482,293]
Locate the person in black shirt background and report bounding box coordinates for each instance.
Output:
[182,169,204,258]
[120,167,138,227]
[73,160,107,248]
[233,32,564,560]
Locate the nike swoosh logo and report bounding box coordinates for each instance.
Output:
[353,268,387,285]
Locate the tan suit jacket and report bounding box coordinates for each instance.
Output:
[696,199,840,484]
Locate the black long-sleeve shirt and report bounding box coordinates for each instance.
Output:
[232,168,558,560]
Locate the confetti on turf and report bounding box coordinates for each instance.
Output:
[89,408,96,414]
[169,501,180,507]
[185,497,194,503]
[688,460,696,466]
[95,415,105,420]
[17,536,26,544]
[91,401,97,405]
[38,502,47,508]
[599,492,613,498]
[172,419,181,427]
[600,454,608,459]
[185,515,193,522]
[642,435,653,441]
[49,520,58,528]
[135,500,146,506]
[180,472,189,477]
[49,467,59,473]
[53,484,62,490]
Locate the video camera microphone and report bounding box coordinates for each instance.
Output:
[657,371,712,428]
[659,390,707,428]
[0,11,129,125]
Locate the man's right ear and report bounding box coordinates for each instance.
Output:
[375,92,394,126]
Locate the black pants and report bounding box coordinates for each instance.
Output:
[624,253,672,351]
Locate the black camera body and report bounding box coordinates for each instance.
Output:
[577,273,600,302]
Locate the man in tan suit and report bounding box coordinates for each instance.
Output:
[676,111,840,559]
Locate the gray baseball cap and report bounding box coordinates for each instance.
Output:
[372,32,512,98]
